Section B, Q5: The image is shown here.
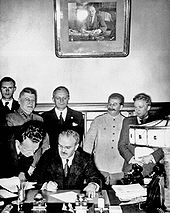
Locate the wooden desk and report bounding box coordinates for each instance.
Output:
[0,189,147,213]
[24,189,146,213]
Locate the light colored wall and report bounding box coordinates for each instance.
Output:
[0,0,170,103]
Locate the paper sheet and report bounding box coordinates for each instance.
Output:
[50,191,78,203]
[0,177,36,193]
[109,206,122,213]
[112,183,147,201]
[0,189,17,198]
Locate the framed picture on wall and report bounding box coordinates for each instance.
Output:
[54,0,131,58]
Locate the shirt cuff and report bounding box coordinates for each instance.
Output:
[88,182,100,192]
[150,155,156,163]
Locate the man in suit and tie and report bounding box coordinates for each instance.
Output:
[31,130,103,197]
[0,76,19,126]
[118,93,164,177]
[42,86,84,149]
[81,4,107,37]
[0,120,46,180]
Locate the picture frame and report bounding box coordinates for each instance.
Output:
[54,0,131,58]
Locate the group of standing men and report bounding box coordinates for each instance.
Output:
[0,76,165,196]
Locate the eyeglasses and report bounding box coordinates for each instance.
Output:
[58,143,73,150]
[24,97,35,103]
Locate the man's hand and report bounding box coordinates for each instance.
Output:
[18,172,27,182]
[129,157,143,167]
[83,182,97,198]
[41,181,58,192]
[91,29,102,36]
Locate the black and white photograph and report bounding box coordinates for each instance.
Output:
[0,0,170,212]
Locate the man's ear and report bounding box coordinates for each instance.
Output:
[15,139,21,149]
[120,105,123,110]
[18,98,21,105]
[148,105,151,111]
[75,143,79,151]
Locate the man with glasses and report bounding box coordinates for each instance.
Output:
[5,87,50,175]
[0,76,19,126]
[31,130,103,197]
[83,93,125,186]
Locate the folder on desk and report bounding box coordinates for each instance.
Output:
[0,189,17,199]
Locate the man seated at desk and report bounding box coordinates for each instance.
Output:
[81,4,107,37]
[31,130,103,198]
[0,120,47,180]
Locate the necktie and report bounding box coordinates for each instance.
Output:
[4,101,10,112]
[64,159,69,178]
[60,112,64,125]
[90,16,93,26]
[140,118,146,125]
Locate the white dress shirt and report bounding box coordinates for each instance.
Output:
[55,107,67,121]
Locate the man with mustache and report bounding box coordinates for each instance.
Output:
[83,93,125,186]
[31,130,102,198]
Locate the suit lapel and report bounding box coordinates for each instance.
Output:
[51,108,60,123]
[65,107,72,123]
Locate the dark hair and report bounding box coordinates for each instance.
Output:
[133,93,152,106]
[16,120,46,147]
[19,87,37,103]
[0,77,16,88]
[58,130,80,145]
[108,93,124,105]
[53,86,70,98]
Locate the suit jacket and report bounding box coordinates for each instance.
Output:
[42,107,84,148]
[0,126,33,178]
[118,115,164,177]
[5,107,50,168]
[83,14,107,33]
[31,147,102,190]
[0,99,19,126]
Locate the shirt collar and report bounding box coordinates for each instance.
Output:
[18,107,33,120]
[15,140,21,155]
[1,99,13,110]
[55,107,67,120]
[137,115,149,124]
[61,153,75,168]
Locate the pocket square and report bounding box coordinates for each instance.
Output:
[72,122,78,126]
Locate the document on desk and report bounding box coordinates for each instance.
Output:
[112,183,147,202]
[50,191,78,203]
[0,189,17,198]
[0,177,36,193]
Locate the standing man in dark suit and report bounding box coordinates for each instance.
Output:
[0,76,19,126]
[118,93,164,177]
[42,86,84,149]
[31,130,102,197]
